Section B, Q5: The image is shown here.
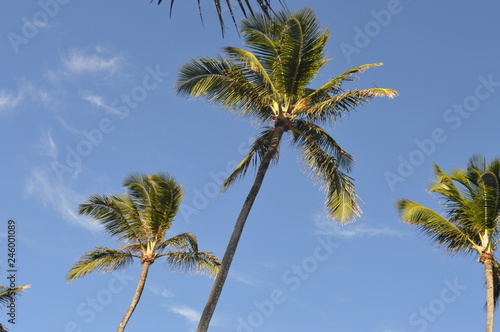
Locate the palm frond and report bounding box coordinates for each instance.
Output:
[125,173,184,241]
[488,158,500,178]
[310,63,385,98]
[480,172,500,229]
[240,11,281,68]
[303,88,397,123]
[67,247,135,282]
[176,56,274,122]
[291,119,354,172]
[224,46,277,98]
[0,285,30,307]
[222,127,278,190]
[275,8,329,100]
[291,124,359,222]
[469,155,488,174]
[158,232,199,252]
[493,259,500,308]
[154,0,277,36]
[164,251,220,277]
[78,194,145,243]
[396,199,478,254]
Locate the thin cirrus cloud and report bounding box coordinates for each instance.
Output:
[0,89,24,114]
[168,305,201,323]
[39,129,58,158]
[229,270,261,286]
[25,167,100,231]
[148,284,173,298]
[79,91,125,116]
[62,47,125,76]
[314,214,407,239]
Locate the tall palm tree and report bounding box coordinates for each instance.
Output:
[67,173,220,332]
[177,8,397,331]
[151,0,283,35]
[0,285,30,332]
[396,156,500,332]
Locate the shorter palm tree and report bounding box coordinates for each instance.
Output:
[396,156,500,332]
[0,285,30,332]
[67,173,220,332]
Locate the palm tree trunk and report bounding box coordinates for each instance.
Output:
[196,124,286,332]
[117,260,153,332]
[482,253,495,332]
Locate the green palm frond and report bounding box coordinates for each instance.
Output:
[432,162,500,235]
[469,155,488,174]
[78,194,145,243]
[291,119,353,172]
[291,124,359,222]
[310,63,385,97]
[158,232,199,252]
[124,173,184,241]
[164,251,220,277]
[396,199,479,254]
[222,127,278,190]
[488,158,500,177]
[119,243,143,253]
[0,285,30,307]
[303,88,397,123]
[493,259,500,307]
[67,247,135,282]
[275,9,329,100]
[325,168,360,223]
[177,56,274,122]
[240,12,280,68]
[224,46,277,97]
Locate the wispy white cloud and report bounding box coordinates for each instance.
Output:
[229,270,261,286]
[36,89,54,107]
[0,81,60,113]
[262,262,278,269]
[148,284,173,298]
[314,215,407,239]
[80,91,125,116]
[0,89,24,114]
[33,19,49,29]
[165,304,227,331]
[169,305,200,323]
[63,47,124,75]
[56,116,82,135]
[39,129,58,158]
[25,168,99,231]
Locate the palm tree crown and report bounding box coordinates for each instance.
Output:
[178,8,396,222]
[67,173,220,332]
[396,156,500,332]
[177,8,396,331]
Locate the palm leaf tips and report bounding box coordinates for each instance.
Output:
[152,0,278,36]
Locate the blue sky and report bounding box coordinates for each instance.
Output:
[1,0,500,331]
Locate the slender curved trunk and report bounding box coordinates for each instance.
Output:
[117,260,153,332]
[482,253,495,332]
[196,124,286,332]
